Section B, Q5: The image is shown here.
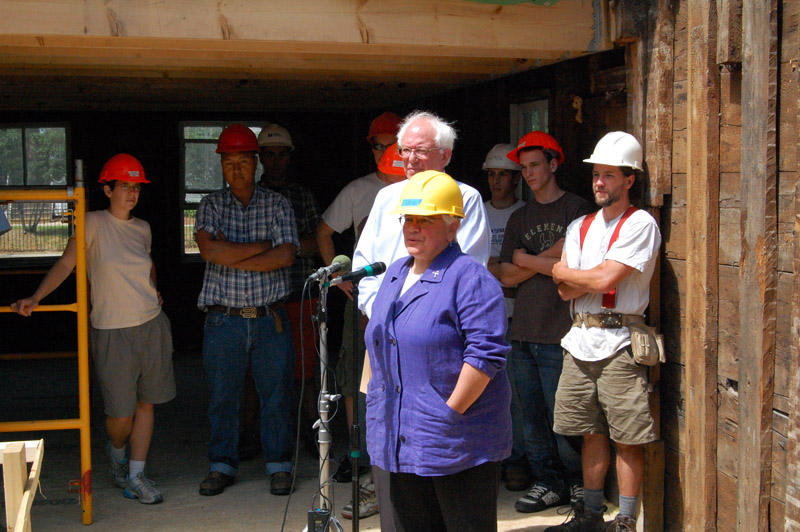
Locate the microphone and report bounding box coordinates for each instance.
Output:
[307,255,351,282]
[327,262,386,286]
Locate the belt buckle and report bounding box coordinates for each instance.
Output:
[240,307,258,319]
[600,311,621,328]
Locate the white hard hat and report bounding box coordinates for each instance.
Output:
[583,132,643,171]
[482,143,520,171]
[257,124,294,150]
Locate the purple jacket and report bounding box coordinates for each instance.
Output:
[365,243,512,476]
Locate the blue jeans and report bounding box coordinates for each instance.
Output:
[203,309,294,476]
[507,342,581,492]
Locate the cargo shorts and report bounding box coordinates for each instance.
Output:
[553,346,656,445]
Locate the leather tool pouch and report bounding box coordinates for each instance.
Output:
[628,322,665,366]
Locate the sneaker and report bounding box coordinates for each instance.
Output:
[543,502,606,532]
[515,483,569,513]
[199,471,235,496]
[341,483,380,519]
[105,441,129,489]
[605,515,636,531]
[569,483,585,505]
[270,471,294,496]
[123,472,163,504]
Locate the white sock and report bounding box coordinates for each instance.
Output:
[110,443,127,463]
[128,460,145,479]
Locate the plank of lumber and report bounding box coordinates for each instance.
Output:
[738,0,778,531]
[717,0,743,65]
[684,1,720,529]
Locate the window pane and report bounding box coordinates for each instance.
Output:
[25,128,67,186]
[0,201,71,258]
[0,128,24,186]
[183,208,199,254]
[185,143,222,190]
[184,126,223,140]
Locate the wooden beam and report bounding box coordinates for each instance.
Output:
[784,0,800,527]
[0,0,601,54]
[644,0,674,207]
[684,1,720,530]
[717,0,743,65]
[738,0,778,531]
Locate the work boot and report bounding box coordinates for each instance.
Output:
[199,471,235,496]
[543,501,606,531]
[605,515,636,531]
[270,471,294,495]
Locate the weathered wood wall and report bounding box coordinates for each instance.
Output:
[656,0,798,530]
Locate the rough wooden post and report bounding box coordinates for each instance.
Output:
[738,0,778,530]
[685,1,720,530]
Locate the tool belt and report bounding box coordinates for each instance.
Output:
[571,312,644,329]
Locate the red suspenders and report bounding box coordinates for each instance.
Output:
[578,206,638,308]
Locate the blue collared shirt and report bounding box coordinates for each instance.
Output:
[365,243,512,476]
[195,186,299,308]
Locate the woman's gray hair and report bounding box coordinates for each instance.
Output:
[397,111,458,152]
[442,214,461,243]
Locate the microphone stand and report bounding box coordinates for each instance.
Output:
[349,283,361,530]
[303,273,345,532]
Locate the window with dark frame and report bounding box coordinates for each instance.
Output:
[0,124,72,260]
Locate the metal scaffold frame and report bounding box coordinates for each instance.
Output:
[0,163,93,525]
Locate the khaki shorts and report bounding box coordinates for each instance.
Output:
[553,347,656,445]
[90,311,176,418]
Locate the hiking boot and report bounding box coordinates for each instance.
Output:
[515,483,569,513]
[605,515,636,531]
[105,441,129,489]
[270,471,294,495]
[123,472,163,504]
[341,482,380,519]
[569,482,585,505]
[543,502,607,532]
[504,466,532,491]
[199,471,235,496]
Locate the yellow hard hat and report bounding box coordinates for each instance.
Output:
[391,170,464,218]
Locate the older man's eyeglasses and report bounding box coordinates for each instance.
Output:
[399,147,441,159]
[118,182,141,192]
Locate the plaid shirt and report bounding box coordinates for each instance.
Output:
[259,179,321,294]
[195,186,299,309]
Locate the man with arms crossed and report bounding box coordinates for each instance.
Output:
[547,132,661,532]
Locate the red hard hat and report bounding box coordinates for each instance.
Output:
[507,131,565,167]
[98,153,149,184]
[377,143,405,176]
[216,124,259,154]
[367,112,401,141]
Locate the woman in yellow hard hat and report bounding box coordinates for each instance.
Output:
[364,170,512,532]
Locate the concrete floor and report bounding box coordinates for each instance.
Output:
[1,352,617,531]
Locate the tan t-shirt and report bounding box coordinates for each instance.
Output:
[85,210,161,329]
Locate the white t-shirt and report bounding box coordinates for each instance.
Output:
[353,179,491,318]
[321,172,387,243]
[485,199,525,318]
[85,210,161,330]
[560,208,661,362]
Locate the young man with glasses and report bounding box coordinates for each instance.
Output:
[315,111,402,519]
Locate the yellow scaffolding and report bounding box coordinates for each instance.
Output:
[0,184,93,525]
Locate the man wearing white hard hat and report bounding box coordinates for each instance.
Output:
[548,132,661,532]
[498,132,591,512]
